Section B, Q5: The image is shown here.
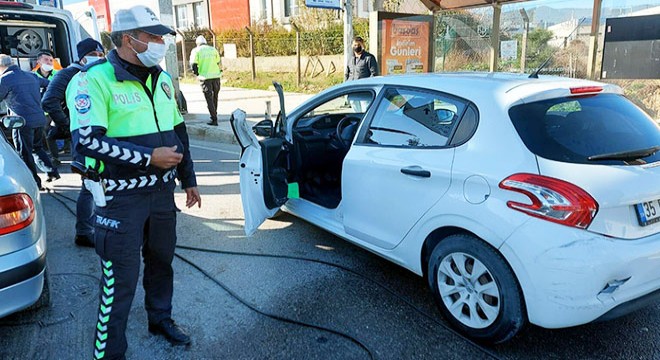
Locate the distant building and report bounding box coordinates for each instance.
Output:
[547,18,592,48]
[173,0,210,29]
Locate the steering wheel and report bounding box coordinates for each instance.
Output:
[335,115,361,149]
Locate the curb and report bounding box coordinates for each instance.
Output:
[185,123,238,145]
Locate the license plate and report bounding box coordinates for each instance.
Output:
[635,199,660,227]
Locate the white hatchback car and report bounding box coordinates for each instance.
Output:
[231,73,660,343]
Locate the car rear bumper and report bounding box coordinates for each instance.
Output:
[500,219,660,329]
[0,234,47,318]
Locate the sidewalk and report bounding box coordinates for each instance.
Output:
[179,82,314,144]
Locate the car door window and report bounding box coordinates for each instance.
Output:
[305,91,374,117]
[365,88,466,147]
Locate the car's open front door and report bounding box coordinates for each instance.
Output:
[230,109,289,236]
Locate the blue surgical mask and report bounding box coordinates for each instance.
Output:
[84,56,103,64]
[129,36,166,67]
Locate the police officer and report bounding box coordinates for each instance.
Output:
[66,6,201,359]
[42,38,106,248]
[189,35,222,126]
[34,50,63,165]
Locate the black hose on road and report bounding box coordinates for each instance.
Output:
[45,189,503,360]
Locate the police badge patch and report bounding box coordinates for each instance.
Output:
[161,82,172,99]
[75,94,92,114]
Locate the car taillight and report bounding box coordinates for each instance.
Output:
[570,86,602,95]
[499,174,598,229]
[0,194,35,236]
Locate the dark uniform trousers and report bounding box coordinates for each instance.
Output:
[12,126,57,189]
[93,190,178,360]
[200,78,220,122]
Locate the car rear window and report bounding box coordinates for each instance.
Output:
[509,94,660,165]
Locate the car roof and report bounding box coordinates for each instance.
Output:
[341,72,622,105]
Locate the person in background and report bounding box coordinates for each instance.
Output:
[34,49,62,166]
[190,35,222,126]
[67,5,201,359]
[0,54,60,189]
[42,38,106,248]
[345,36,378,81]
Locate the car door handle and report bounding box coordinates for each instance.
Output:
[400,166,431,178]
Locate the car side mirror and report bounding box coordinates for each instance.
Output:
[1,115,26,129]
[253,119,274,137]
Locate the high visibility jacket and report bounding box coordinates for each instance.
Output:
[35,68,57,80]
[191,44,222,80]
[66,50,196,195]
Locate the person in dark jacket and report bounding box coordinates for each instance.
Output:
[42,38,105,248]
[345,36,378,81]
[0,54,60,189]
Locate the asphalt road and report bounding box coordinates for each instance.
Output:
[1,139,659,359]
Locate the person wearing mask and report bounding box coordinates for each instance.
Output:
[345,36,378,81]
[189,35,222,126]
[0,54,60,189]
[42,38,105,248]
[34,50,63,166]
[66,6,201,359]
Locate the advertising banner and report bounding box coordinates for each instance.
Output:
[381,18,431,75]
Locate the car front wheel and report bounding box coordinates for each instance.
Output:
[427,234,526,343]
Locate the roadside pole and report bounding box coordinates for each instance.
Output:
[246,27,256,80]
[292,22,301,86]
[344,0,353,72]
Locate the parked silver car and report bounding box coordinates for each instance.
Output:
[0,116,49,318]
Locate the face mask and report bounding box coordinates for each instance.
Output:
[41,64,54,72]
[84,56,103,64]
[353,46,363,54]
[130,36,166,67]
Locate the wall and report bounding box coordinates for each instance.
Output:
[210,0,250,31]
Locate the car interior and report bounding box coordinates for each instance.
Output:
[289,92,373,209]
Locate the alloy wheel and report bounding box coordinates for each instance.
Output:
[437,252,501,329]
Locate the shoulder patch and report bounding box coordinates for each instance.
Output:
[74,93,92,114]
[161,82,172,99]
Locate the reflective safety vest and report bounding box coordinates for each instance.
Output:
[193,45,222,80]
[66,49,196,194]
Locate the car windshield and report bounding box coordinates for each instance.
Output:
[509,93,660,165]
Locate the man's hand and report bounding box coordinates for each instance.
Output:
[150,146,183,169]
[184,187,201,208]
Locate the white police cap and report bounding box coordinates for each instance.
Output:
[112,5,175,36]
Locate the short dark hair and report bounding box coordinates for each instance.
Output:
[353,36,364,43]
[110,30,139,48]
[37,49,54,59]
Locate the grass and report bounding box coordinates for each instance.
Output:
[180,71,345,94]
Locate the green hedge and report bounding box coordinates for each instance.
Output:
[182,19,369,57]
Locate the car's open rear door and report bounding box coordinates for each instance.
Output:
[230,109,289,236]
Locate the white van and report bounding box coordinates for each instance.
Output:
[1,0,95,113]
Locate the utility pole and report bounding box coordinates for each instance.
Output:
[344,0,353,72]
[519,8,529,73]
[586,0,603,79]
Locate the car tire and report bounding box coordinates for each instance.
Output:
[27,267,51,310]
[427,234,526,344]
